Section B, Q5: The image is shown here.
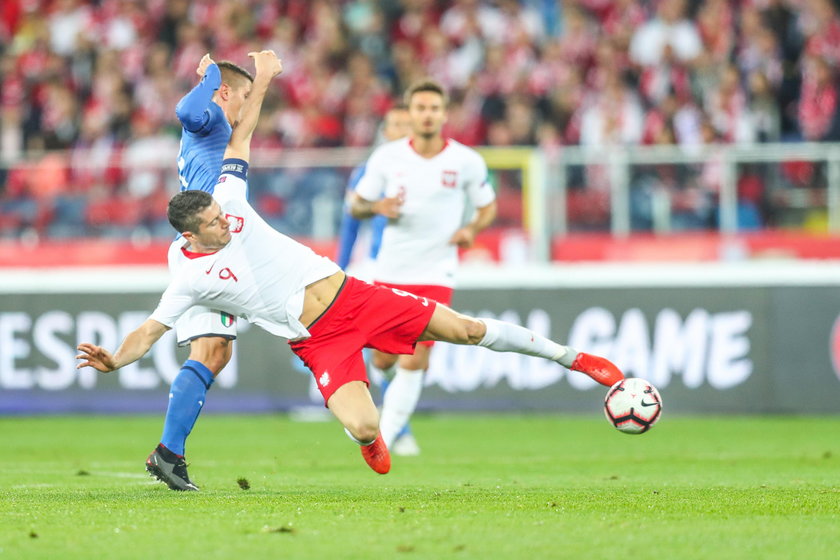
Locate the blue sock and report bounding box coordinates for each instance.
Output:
[160,360,214,456]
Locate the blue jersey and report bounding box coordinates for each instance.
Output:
[336,162,387,269]
[175,64,231,193]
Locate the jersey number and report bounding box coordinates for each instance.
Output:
[390,288,429,307]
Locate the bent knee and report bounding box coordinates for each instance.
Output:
[450,317,486,345]
[372,352,397,371]
[347,420,379,444]
[465,319,486,345]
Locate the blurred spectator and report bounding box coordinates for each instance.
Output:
[747,71,781,142]
[580,70,644,147]
[0,0,836,241]
[629,0,703,67]
[705,64,756,143]
[801,0,840,67]
[799,55,840,141]
[121,112,178,199]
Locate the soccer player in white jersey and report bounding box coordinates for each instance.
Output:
[76,52,625,488]
[152,54,255,489]
[349,79,498,453]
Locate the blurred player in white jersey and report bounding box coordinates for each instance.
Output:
[350,79,498,453]
[77,56,625,488]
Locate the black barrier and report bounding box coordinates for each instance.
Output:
[1,286,840,414]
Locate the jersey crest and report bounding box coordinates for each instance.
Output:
[226,214,244,233]
[441,170,458,188]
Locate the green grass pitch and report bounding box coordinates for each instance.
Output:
[1,414,839,559]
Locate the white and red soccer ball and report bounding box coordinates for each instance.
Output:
[604,377,663,434]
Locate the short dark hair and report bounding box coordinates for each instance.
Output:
[404,79,448,107]
[217,60,254,88]
[168,191,214,234]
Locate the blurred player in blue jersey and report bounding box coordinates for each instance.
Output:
[147,53,262,488]
[335,105,421,455]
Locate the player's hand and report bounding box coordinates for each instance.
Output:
[197,53,215,77]
[76,343,118,373]
[372,196,403,219]
[449,226,476,248]
[248,50,283,79]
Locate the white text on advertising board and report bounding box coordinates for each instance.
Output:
[427,307,753,391]
[0,311,238,390]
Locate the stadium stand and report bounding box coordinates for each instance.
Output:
[1,0,840,259]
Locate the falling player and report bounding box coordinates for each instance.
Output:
[349,79,497,452]
[76,52,624,489]
[149,53,261,489]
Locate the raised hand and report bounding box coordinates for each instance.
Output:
[247,50,283,80]
[196,53,215,77]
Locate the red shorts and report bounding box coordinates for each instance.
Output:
[373,282,453,348]
[288,276,437,405]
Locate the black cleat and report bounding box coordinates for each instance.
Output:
[145,444,199,491]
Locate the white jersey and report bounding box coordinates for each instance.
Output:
[355,137,495,287]
[151,160,340,340]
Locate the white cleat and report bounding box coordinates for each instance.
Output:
[391,433,421,456]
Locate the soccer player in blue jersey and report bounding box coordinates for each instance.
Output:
[145,53,262,490]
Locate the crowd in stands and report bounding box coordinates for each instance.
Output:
[1,0,840,240]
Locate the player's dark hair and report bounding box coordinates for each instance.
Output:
[217,60,254,88]
[404,79,448,107]
[168,190,214,234]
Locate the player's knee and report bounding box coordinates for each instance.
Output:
[463,318,486,345]
[190,338,232,376]
[372,353,397,371]
[346,419,379,444]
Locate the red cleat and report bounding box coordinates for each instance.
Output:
[360,434,391,474]
[570,352,625,387]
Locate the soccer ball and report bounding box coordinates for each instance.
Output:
[603,378,662,434]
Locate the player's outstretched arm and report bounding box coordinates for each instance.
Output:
[76,319,170,373]
[224,50,283,163]
[176,54,221,133]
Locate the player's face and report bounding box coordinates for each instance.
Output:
[382,109,411,141]
[408,91,446,139]
[192,201,231,250]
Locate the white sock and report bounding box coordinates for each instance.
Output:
[344,427,375,446]
[477,318,578,367]
[379,367,424,448]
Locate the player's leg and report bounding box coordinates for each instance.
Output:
[419,304,624,387]
[158,334,231,452]
[370,348,419,455]
[369,348,398,398]
[148,307,236,490]
[291,317,391,474]
[371,349,398,372]
[327,380,380,444]
[327,371,391,475]
[378,344,430,448]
